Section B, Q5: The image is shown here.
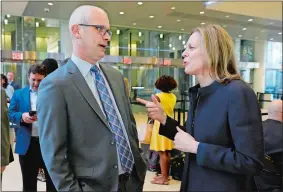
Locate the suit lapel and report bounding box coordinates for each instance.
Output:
[100,64,129,129]
[67,61,110,129]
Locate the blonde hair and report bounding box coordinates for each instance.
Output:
[192,24,241,83]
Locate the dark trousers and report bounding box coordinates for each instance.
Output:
[19,137,56,192]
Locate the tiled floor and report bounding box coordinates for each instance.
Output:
[2,112,181,191]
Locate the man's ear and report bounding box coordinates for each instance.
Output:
[71,24,81,39]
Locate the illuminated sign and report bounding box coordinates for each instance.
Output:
[123,57,131,64]
[12,52,23,60]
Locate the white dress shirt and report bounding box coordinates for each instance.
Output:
[71,54,134,174]
[30,88,38,136]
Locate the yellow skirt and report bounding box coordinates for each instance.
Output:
[150,120,174,151]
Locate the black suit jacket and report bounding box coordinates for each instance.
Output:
[160,80,264,192]
[263,119,283,155]
[10,81,21,90]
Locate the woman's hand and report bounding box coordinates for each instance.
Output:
[174,127,200,154]
[136,95,167,125]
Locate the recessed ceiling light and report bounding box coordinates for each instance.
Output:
[181,28,184,31]
[182,40,186,45]
[172,47,176,51]
[4,19,8,25]
[270,38,274,40]
[138,32,142,37]
[238,35,242,37]
[169,44,172,47]
[158,26,162,28]
[225,15,230,18]
[222,25,227,28]
[184,45,186,49]
[41,18,45,21]
[177,19,181,22]
[137,2,143,5]
[248,18,253,22]
[48,2,53,6]
[36,22,39,27]
[133,23,136,26]
[200,11,204,14]
[278,32,282,35]
[242,28,247,31]
[116,30,120,35]
[261,30,265,32]
[255,37,258,39]
[149,15,154,18]
[159,34,163,39]
[171,7,176,10]
[119,12,124,15]
[201,22,205,25]
[269,22,274,24]
[179,35,182,40]
[7,14,10,18]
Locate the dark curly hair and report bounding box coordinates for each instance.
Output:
[155,75,177,93]
[28,64,47,77]
[1,74,8,88]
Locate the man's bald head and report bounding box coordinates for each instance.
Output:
[268,100,283,122]
[69,5,108,39]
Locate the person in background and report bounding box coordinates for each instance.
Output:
[1,88,13,181]
[150,75,177,185]
[7,72,21,90]
[36,5,146,192]
[41,58,59,75]
[8,64,56,192]
[1,74,14,102]
[137,24,263,192]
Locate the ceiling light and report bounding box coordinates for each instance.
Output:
[159,34,163,39]
[278,32,282,35]
[116,30,120,35]
[171,7,176,10]
[7,14,10,18]
[181,28,184,31]
[269,22,274,24]
[4,19,8,25]
[201,22,205,25]
[238,35,242,37]
[2,29,4,32]
[137,2,143,5]
[205,1,215,5]
[138,32,142,37]
[119,12,124,15]
[48,2,53,6]
[184,45,186,49]
[270,38,274,41]
[225,15,230,18]
[36,22,39,27]
[149,15,154,18]
[169,44,172,47]
[41,18,45,21]
[177,19,181,22]
[242,28,247,31]
[133,23,136,26]
[179,35,182,40]
[200,11,204,14]
[222,25,227,28]
[158,26,162,28]
[255,37,258,39]
[172,47,176,51]
[182,40,186,45]
[261,30,265,32]
[248,18,253,22]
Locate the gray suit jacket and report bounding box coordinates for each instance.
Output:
[37,60,146,191]
[1,88,11,167]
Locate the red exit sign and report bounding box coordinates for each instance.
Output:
[12,52,23,60]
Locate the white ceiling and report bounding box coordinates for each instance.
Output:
[1,1,282,42]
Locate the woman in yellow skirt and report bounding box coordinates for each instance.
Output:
[150,75,177,185]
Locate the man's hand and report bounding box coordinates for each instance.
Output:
[21,112,37,123]
[136,95,167,125]
[174,127,200,154]
[1,166,6,173]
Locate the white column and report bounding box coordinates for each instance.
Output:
[60,20,72,59]
[253,40,266,93]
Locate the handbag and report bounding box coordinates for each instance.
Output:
[138,119,154,144]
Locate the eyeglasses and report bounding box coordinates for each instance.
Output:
[78,24,112,37]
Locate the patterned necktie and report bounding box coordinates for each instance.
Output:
[90,65,134,173]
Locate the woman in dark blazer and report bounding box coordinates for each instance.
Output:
[137,24,264,192]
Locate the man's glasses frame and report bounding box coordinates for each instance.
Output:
[78,24,112,37]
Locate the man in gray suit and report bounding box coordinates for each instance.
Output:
[37,5,146,192]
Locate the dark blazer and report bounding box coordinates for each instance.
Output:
[8,86,33,155]
[10,81,21,90]
[36,60,146,192]
[160,80,264,192]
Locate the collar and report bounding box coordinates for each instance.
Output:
[29,87,37,93]
[189,80,224,96]
[71,54,100,77]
